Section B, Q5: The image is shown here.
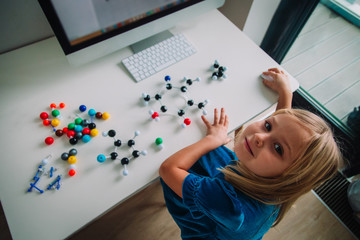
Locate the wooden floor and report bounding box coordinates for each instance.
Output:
[282,3,360,124]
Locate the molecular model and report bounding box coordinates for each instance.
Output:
[97,130,147,176]
[39,103,110,145]
[142,75,209,128]
[155,137,164,150]
[61,148,79,176]
[210,60,227,80]
[27,154,62,193]
[39,103,65,145]
[47,175,62,191]
[64,105,110,145]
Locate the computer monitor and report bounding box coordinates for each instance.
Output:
[38,0,225,66]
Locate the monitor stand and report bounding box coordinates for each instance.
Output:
[130,30,174,53]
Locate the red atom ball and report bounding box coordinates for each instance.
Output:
[68,169,76,176]
[82,128,90,135]
[59,103,65,108]
[67,130,75,138]
[40,112,48,120]
[43,120,50,126]
[45,137,54,145]
[184,118,191,125]
[152,112,159,119]
[50,103,56,109]
[62,127,68,133]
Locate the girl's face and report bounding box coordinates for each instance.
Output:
[234,114,311,177]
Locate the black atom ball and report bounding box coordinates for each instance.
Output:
[114,139,122,147]
[82,119,89,127]
[88,123,96,130]
[61,152,69,160]
[180,86,187,92]
[166,83,172,90]
[69,138,78,145]
[178,109,185,116]
[128,139,135,147]
[108,130,116,137]
[69,148,77,156]
[155,94,162,100]
[144,95,151,101]
[74,132,83,140]
[132,150,140,158]
[161,105,168,112]
[121,157,130,165]
[110,152,118,160]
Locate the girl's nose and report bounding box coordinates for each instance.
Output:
[254,133,266,147]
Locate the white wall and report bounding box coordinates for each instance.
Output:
[0,0,53,54]
[218,0,253,30]
[243,0,281,46]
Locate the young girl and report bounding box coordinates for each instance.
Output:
[159,68,342,240]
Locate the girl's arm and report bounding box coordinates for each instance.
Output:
[262,68,292,110]
[159,108,231,198]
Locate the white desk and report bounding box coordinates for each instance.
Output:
[0,10,298,240]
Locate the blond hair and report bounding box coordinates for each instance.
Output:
[221,108,342,226]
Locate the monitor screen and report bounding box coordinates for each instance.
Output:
[38,0,224,65]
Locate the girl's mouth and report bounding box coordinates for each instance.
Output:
[245,137,254,156]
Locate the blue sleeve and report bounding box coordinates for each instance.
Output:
[189,146,238,178]
[182,173,245,231]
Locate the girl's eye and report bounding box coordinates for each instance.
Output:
[265,121,271,131]
[274,143,283,156]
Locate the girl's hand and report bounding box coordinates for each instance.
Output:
[262,68,291,96]
[201,108,231,148]
[262,68,293,110]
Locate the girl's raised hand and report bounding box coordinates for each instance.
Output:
[262,67,293,110]
[201,108,231,147]
[262,68,291,96]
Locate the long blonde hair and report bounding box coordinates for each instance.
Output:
[221,108,342,226]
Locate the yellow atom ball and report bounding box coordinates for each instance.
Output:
[51,119,60,127]
[68,156,77,164]
[90,128,99,137]
[102,112,110,120]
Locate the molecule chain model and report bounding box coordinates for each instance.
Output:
[97,130,147,176]
[142,75,209,128]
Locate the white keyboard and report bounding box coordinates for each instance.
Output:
[122,34,197,82]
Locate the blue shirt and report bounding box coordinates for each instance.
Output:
[160,146,278,240]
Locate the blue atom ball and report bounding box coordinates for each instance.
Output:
[88,109,96,116]
[79,105,87,112]
[164,75,171,81]
[82,135,91,143]
[74,125,83,132]
[97,154,106,163]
